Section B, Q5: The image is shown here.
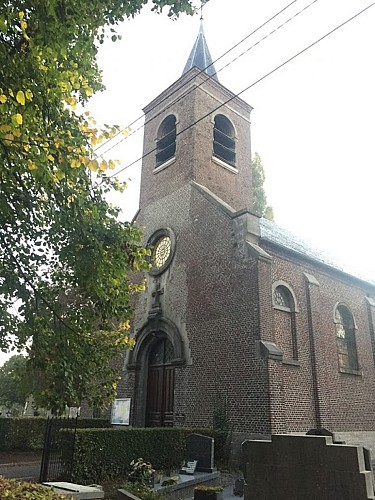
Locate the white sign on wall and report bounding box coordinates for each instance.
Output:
[111,398,131,425]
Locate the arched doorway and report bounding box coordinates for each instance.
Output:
[146,337,175,427]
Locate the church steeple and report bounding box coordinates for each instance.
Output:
[182,22,218,81]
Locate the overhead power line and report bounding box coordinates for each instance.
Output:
[94,0,302,154]
[108,2,375,179]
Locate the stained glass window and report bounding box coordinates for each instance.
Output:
[274,286,291,309]
[335,305,358,371]
[152,236,172,269]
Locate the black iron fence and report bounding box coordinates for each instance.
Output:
[39,416,78,483]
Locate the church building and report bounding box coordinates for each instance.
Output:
[119,24,375,455]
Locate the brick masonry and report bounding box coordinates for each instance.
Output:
[118,67,375,457]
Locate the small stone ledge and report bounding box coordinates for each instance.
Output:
[246,241,271,262]
[365,296,375,307]
[257,340,283,361]
[304,272,320,286]
[282,358,300,367]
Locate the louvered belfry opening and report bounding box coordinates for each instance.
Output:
[213,114,236,167]
[156,115,176,167]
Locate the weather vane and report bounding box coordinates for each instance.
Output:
[200,1,205,21]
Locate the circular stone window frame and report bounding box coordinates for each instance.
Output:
[148,228,176,276]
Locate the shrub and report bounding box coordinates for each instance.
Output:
[0,417,46,450]
[70,427,187,483]
[0,417,110,451]
[122,481,164,500]
[194,486,224,500]
[69,427,228,484]
[0,476,73,499]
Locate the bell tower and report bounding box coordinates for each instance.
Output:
[139,23,253,212]
[123,23,264,433]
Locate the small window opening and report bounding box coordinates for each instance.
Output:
[213,114,236,167]
[335,305,358,371]
[156,115,176,167]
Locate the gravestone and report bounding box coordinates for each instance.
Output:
[186,433,216,473]
[233,478,245,496]
[242,434,375,500]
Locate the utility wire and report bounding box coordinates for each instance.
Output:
[94,0,301,153]
[0,1,304,157]
[98,0,319,160]
[108,2,375,179]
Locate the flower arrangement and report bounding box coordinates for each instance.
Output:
[128,458,155,485]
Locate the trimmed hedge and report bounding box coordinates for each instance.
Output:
[0,417,110,451]
[0,417,46,451]
[67,427,228,484]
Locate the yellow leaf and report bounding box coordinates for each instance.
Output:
[0,124,11,132]
[18,11,24,20]
[11,113,22,127]
[108,159,116,170]
[0,94,7,103]
[70,159,80,168]
[8,89,14,97]
[85,87,93,97]
[100,159,108,170]
[4,134,14,143]
[16,90,25,105]
[47,154,54,162]
[88,159,99,171]
[13,129,21,137]
[20,20,27,30]
[27,159,37,170]
[25,89,33,101]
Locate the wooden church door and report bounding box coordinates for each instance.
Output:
[146,338,175,427]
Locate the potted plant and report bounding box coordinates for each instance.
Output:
[128,458,156,487]
[194,486,224,500]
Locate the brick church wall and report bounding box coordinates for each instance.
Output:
[262,241,375,434]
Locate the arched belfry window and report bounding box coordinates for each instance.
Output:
[213,114,236,167]
[334,304,359,372]
[273,283,298,361]
[156,115,176,167]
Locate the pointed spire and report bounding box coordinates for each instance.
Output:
[182,22,218,82]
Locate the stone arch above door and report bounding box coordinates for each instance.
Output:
[126,317,186,370]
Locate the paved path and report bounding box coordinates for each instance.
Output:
[0,452,41,481]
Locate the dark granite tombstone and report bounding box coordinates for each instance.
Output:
[186,433,215,473]
[306,427,344,444]
[233,478,245,496]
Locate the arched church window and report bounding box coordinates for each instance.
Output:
[335,304,359,372]
[156,115,176,167]
[213,114,236,167]
[149,338,175,366]
[273,284,298,360]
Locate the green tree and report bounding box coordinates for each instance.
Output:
[0,355,31,412]
[251,152,274,221]
[0,0,199,414]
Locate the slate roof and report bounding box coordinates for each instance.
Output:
[259,218,374,286]
[182,22,218,81]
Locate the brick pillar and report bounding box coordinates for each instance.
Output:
[365,296,375,368]
[304,272,323,428]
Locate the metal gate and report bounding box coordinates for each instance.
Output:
[39,416,78,483]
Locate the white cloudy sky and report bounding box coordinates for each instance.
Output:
[89,0,375,283]
[1,0,374,366]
